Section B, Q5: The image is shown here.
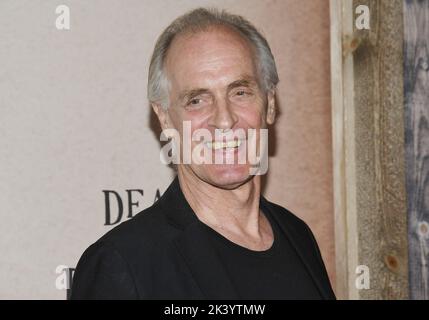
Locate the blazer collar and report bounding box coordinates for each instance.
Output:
[158,176,333,299]
[159,176,239,299]
[159,176,200,230]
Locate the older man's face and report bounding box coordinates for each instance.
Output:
[154,26,275,189]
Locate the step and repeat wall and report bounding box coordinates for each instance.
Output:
[0,0,335,299]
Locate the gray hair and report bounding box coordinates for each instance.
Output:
[147,7,279,109]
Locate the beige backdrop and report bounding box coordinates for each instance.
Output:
[0,0,334,299]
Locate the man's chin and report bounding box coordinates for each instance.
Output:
[201,164,253,190]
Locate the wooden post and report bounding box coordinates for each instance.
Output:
[404,0,429,300]
[330,0,359,299]
[330,0,409,299]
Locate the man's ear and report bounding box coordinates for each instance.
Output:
[266,89,276,125]
[151,103,170,131]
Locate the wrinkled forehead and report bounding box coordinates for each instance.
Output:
[164,26,258,89]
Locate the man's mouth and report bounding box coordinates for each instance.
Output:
[205,139,243,150]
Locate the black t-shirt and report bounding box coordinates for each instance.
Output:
[198,208,322,299]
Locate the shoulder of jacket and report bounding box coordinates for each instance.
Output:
[92,200,179,255]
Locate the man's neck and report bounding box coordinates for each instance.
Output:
[177,167,263,236]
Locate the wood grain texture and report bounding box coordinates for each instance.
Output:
[331,0,409,299]
[352,0,408,300]
[404,0,429,300]
[330,0,359,299]
[352,0,408,299]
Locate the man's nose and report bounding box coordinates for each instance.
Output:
[209,98,238,130]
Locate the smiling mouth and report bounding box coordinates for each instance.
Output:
[205,139,243,150]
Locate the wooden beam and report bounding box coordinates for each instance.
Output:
[330,0,409,299]
[330,0,359,300]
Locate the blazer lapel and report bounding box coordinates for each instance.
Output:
[173,223,240,299]
[159,176,239,299]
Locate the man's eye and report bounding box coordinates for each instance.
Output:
[188,98,201,105]
[236,90,248,96]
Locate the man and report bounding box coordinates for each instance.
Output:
[71,7,335,300]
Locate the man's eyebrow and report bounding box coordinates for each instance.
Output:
[179,88,210,102]
[178,76,258,102]
[227,76,258,91]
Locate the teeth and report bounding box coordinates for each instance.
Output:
[206,140,242,150]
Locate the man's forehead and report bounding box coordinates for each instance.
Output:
[165,27,255,68]
[171,24,251,50]
[165,30,257,90]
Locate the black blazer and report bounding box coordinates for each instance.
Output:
[71,177,336,300]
